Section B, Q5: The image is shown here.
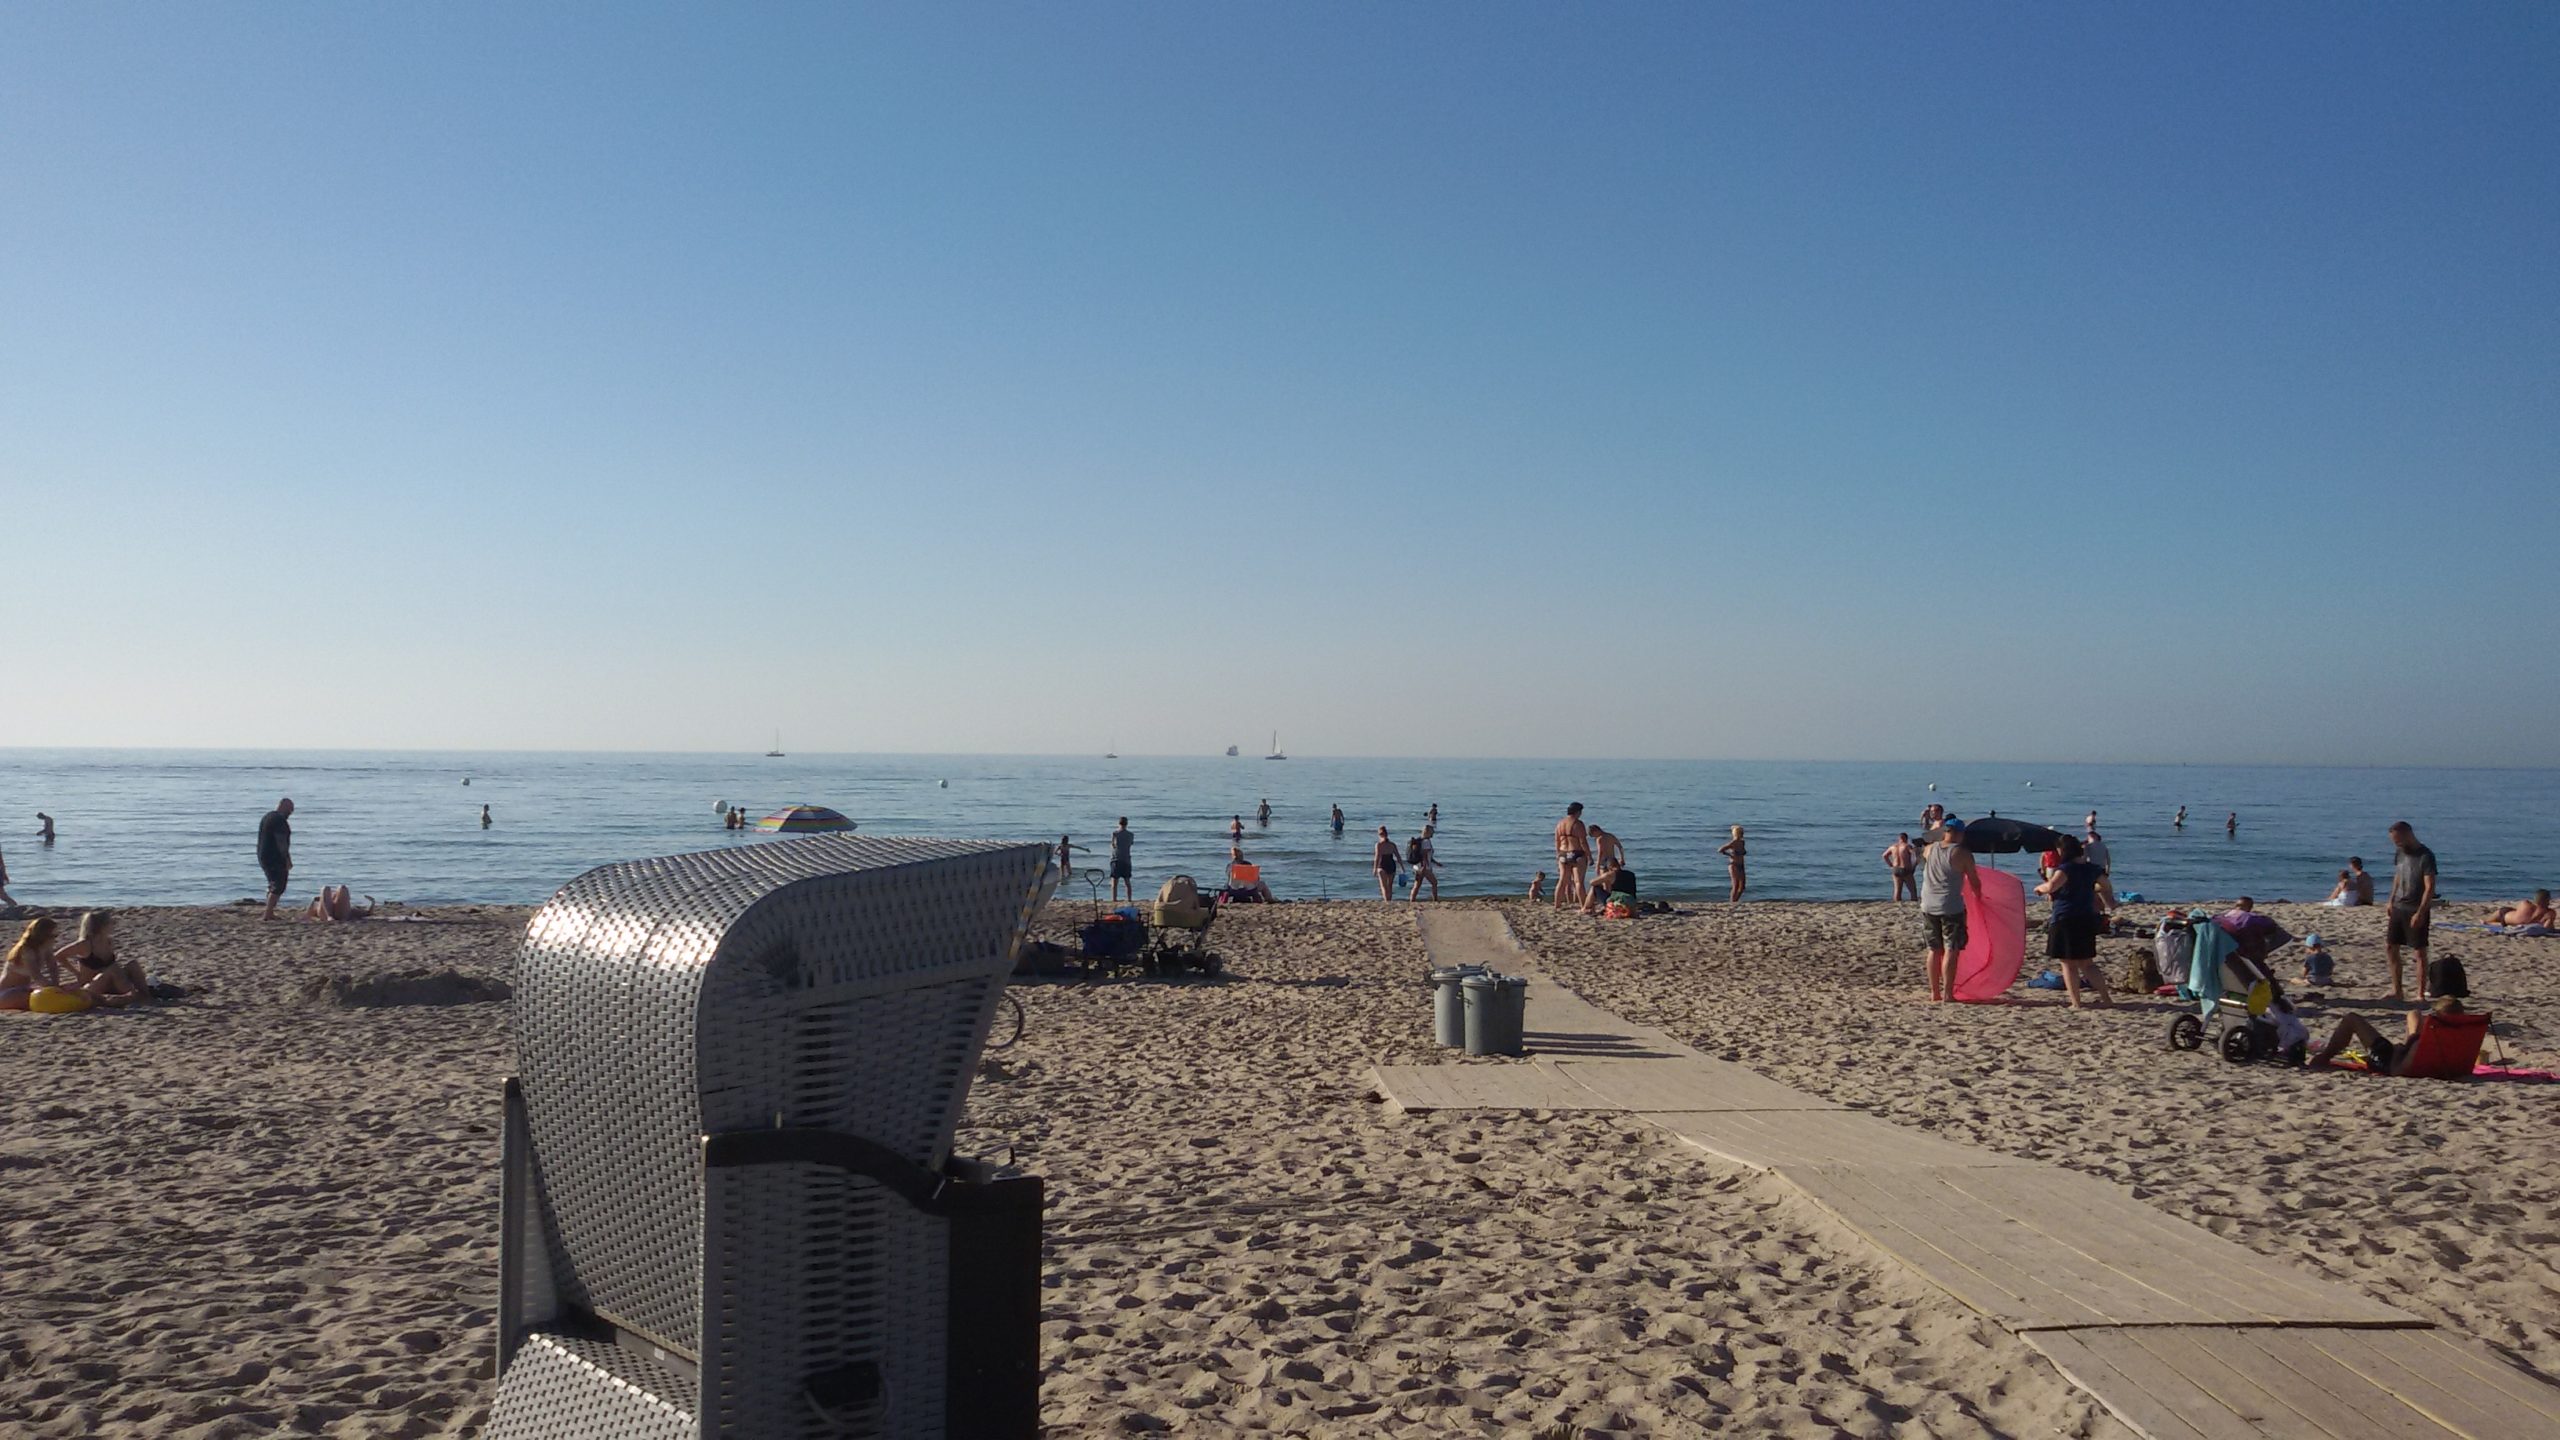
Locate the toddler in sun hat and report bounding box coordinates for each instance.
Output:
[2299,932,2334,985]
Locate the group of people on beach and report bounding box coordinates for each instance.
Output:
[1068,801,1453,906]
[2,911,149,1011]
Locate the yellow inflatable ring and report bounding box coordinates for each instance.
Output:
[28,987,92,1015]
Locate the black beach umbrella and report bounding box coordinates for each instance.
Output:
[1927,817,2066,855]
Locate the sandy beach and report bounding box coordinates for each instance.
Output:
[1,897,2550,1436]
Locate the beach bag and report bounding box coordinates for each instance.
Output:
[2121,948,2162,996]
[2155,924,2194,986]
[1156,874,1202,910]
[2027,969,2065,990]
[1605,898,1634,920]
[1406,837,1426,866]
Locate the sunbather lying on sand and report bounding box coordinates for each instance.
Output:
[2482,891,2554,928]
[2309,997,2466,1076]
[306,885,377,923]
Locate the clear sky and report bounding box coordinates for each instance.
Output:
[5,5,2554,764]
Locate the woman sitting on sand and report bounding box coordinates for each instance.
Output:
[2482,890,2555,929]
[305,885,376,923]
[2321,870,2357,906]
[2310,996,2468,1075]
[2,917,64,1009]
[54,911,147,1005]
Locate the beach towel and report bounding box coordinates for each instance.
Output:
[2188,921,2242,1010]
[1953,868,2028,1002]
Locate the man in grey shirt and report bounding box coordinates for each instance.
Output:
[1920,819,1979,1003]
[2083,828,2112,876]
[2384,820,2438,1001]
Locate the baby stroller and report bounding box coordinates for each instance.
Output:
[2165,910,2289,1063]
[1146,875,1224,977]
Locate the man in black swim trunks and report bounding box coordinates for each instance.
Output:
[259,797,295,921]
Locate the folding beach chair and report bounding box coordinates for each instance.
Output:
[2396,1009,2492,1080]
[487,835,1055,1440]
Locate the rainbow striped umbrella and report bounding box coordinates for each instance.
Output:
[755,804,856,834]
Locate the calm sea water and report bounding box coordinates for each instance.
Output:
[1,750,2554,909]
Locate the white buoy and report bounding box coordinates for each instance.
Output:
[1927,782,1936,792]
[938,779,949,788]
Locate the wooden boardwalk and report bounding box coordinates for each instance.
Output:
[1373,910,2560,1440]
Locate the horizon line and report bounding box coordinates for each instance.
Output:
[0,744,2551,774]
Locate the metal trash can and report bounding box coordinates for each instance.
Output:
[1430,965,1487,1047]
[489,834,1055,1440]
[1463,971,1527,1057]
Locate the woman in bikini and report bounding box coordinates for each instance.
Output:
[2,917,63,1010]
[1718,825,1747,903]
[54,910,146,1005]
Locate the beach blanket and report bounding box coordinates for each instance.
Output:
[1953,868,2027,1002]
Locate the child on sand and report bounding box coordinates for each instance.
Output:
[2299,933,2335,985]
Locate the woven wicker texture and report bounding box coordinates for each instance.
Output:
[493,835,1049,1439]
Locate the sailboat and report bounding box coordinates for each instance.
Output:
[1104,736,1118,759]
[1264,731,1287,760]
[1224,744,1239,757]
[765,729,784,758]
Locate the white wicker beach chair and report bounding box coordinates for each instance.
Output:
[488,835,1056,1440]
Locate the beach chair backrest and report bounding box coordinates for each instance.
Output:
[2401,1011,2491,1080]
[1228,863,1260,887]
[496,834,1052,1438]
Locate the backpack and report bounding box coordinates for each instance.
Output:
[1406,837,1426,865]
[2122,947,2164,996]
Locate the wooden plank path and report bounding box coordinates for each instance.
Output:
[1371,909,2560,1440]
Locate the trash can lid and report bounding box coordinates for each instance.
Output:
[1461,972,1499,989]
[1430,965,1489,981]
[1497,974,1529,989]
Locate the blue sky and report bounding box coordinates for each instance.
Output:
[5,5,2553,763]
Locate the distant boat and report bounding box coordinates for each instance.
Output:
[1105,736,1117,759]
[765,729,784,758]
[1265,731,1287,760]
[1225,744,1240,757]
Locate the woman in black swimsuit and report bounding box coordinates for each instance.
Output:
[1718,825,1747,903]
[1371,827,1399,901]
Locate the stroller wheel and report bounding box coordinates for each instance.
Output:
[2219,1026,2254,1064]
[2167,1013,2204,1051]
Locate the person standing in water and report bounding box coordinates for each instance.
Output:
[480,804,493,829]
[2174,806,2186,828]
[2226,812,2238,836]
[1108,818,1135,902]
[1718,825,1747,903]
[1228,814,1245,844]
[1920,820,1978,1003]
[258,798,295,921]
[35,813,54,844]
[1257,799,1271,827]
[1882,833,1918,901]
[1329,804,1344,834]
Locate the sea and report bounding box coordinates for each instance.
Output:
[1,750,2554,910]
